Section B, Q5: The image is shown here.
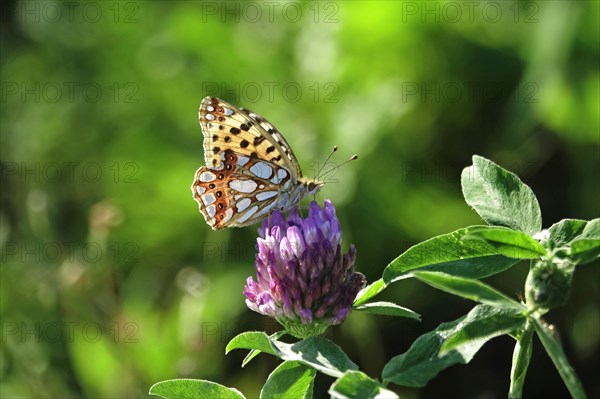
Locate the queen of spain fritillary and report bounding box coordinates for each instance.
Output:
[191,96,323,230]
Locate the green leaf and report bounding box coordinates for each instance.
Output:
[461,155,542,236]
[509,321,534,399]
[579,218,600,239]
[353,279,386,306]
[272,337,358,378]
[462,226,547,258]
[569,239,600,264]
[260,361,315,399]
[149,379,245,399]
[533,319,587,399]
[547,219,589,248]
[441,305,526,354]
[242,331,286,367]
[413,271,525,311]
[226,332,276,356]
[547,219,600,265]
[383,226,519,284]
[227,333,357,378]
[569,219,600,264]
[353,301,420,320]
[329,371,398,399]
[382,315,488,387]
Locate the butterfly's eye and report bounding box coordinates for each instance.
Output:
[307,182,316,192]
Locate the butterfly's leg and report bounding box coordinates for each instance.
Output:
[267,209,272,230]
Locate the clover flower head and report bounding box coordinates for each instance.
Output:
[244,200,366,338]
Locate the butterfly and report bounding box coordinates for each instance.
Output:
[191,96,323,230]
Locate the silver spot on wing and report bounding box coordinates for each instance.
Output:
[236,198,252,212]
[256,191,278,201]
[201,193,216,206]
[199,171,216,182]
[222,208,234,224]
[237,205,259,224]
[237,155,250,167]
[229,179,258,193]
[250,162,273,179]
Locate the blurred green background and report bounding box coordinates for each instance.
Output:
[1,1,599,398]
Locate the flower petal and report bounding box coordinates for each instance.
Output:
[286,226,306,259]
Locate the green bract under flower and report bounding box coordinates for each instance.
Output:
[244,200,366,338]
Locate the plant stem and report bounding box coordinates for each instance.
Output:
[508,320,533,399]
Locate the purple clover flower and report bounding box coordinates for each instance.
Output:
[244,200,366,338]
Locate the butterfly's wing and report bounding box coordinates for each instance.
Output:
[199,96,303,178]
[192,150,292,230]
[194,97,310,229]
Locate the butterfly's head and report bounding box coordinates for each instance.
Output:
[304,179,324,196]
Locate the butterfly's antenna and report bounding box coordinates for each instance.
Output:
[315,146,338,180]
[318,154,358,181]
[339,154,358,168]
